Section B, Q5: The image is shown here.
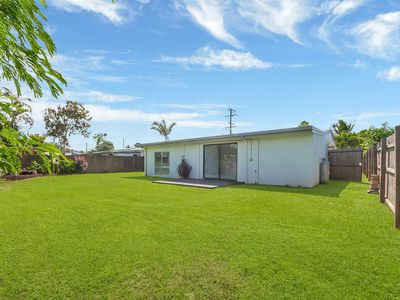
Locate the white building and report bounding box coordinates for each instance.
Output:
[140,126,335,188]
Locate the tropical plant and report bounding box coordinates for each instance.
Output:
[28,160,45,174]
[44,101,92,153]
[93,133,114,151]
[332,120,355,135]
[359,122,395,151]
[177,158,192,178]
[0,0,66,98]
[0,88,33,130]
[0,94,65,175]
[331,120,362,149]
[151,118,176,141]
[298,121,310,127]
[334,132,362,149]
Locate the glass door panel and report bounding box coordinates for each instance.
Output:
[204,145,219,179]
[220,144,237,180]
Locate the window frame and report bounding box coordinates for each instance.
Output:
[154,151,170,175]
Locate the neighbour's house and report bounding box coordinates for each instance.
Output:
[81,148,144,157]
[140,126,335,187]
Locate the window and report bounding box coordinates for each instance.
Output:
[154,152,169,175]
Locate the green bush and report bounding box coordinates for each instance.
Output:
[58,159,75,174]
[28,161,45,174]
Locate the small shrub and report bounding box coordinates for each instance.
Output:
[28,161,45,174]
[58,159,76,174]
[74,156,88,173]
[177,158,192,178]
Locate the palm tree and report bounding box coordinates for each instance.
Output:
[332,120,355,135]
[151,118,176,141]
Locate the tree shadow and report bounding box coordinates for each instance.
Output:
[227,180,352,198]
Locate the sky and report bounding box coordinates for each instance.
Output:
[5,0,400,150]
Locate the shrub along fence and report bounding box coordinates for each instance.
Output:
[363,126,400,228]
[70,155,144,173]
[21,154,144,174]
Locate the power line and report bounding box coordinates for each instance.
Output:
[225,107,237,135]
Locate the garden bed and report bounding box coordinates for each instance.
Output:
[2,174,45,181]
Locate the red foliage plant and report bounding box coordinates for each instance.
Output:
[74,156,88,173]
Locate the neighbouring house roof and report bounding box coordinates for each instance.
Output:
[79,148,144,156]
[140,126,334,147]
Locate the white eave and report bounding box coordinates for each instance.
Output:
[139,126,328,148]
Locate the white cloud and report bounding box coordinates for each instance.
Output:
[237,0,315,44]
[321,0,366,18]
[93,75,130,83]
[86,105,201,122]
[48,0,130,24]
[165,103,226,110]
[50,54,107,76]
[332,110,400,124]
[178,120,252,128]
[349,11,400,59]
[178,0,241,48]
[377,66,400,81]
[342,59,367,69]
[64,90,141,103]
[318,0,366,49]
[160,47,272,70]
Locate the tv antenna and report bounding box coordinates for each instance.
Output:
[225,107,237,135]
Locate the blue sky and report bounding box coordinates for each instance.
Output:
[11,0,400,150]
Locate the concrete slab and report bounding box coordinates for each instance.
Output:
[153,178,238,189]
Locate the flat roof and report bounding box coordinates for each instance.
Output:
[140,126,330,147]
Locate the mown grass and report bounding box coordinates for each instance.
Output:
[0,173,399,299]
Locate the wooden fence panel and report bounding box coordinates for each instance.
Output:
[365,125,400,228]
[80,155,144,173]
[328,148,362,182]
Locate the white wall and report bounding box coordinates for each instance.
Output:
[255,132,315,187]
[145,131,329,187]
[312,133,329,185]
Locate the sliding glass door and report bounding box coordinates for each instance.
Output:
[204,143,237,180]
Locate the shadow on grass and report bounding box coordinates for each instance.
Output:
[227,180,352,198]
[121,175,168,182]
[122,175,353,198]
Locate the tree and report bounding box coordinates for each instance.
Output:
[93,133,114,151]
[0,88,33,131]
[44,101,92,153]
[359,123,395,151]
[332,120,355,135]
[151,118,176,141]
[331,120,361,149]
[0,0,66,98]
[298,121,310,127]
[0,93,63,175]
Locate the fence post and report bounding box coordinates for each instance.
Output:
[380,137,387,203]
[395,126,400,228]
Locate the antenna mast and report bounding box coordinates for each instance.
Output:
[225,107,237,135]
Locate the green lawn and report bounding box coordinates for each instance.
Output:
[0,173,399,299]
